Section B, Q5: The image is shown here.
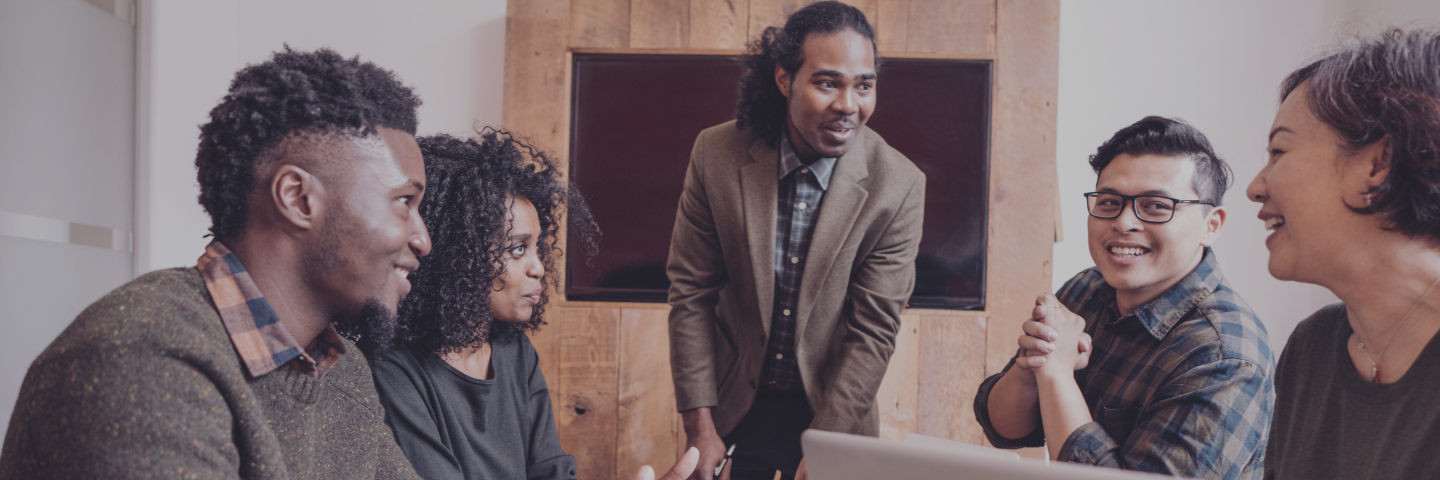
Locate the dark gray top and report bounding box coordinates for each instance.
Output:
[1266,302,1440,479]
[372,334,576,480]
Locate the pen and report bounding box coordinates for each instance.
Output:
[713,443,737,480]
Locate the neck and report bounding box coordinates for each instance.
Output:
[1113,248,1206,317]
[1330,236,1440,343]
[786,119,822,165]
[225,232,331,349]
[442,342,493,380]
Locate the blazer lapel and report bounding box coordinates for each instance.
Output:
[741,137,778,334]
[795,134,871,341]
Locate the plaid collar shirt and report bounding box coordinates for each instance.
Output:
[975,248,1275,480]
[197,241,347,379]
[761,137,837,390]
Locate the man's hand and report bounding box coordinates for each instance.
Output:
[635,447,701,480]
[1028,293,1092,378]
[795,457,809,480]
[681,407,729,480]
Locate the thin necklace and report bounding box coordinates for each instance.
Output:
[1355,274,1440,383]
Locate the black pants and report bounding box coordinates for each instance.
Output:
[721,388,814,480]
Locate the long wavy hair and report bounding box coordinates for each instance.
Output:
[394,129,599,355]
[735,0,878,146]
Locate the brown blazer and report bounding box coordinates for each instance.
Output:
[667,121,925,437]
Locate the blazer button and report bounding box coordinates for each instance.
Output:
[749,379,757,388]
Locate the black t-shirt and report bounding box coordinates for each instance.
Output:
[1266,302,1440,479]
[371,334,577,480]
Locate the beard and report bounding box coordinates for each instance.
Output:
[333,297,401,352]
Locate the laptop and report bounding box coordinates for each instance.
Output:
[902,433,1023,462]
[802,429,1172,480]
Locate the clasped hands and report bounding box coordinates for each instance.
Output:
[1014,293,1092,379]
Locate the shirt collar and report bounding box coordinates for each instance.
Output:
[1105,247,1226,340]
[197,241,346,379]
[778,135,838,190]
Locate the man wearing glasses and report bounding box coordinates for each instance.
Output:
[972,116,1274,479]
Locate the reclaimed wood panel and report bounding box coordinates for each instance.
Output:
[689,0,750,49]
[747,0,878,42]
[874,0,910,52]
[504,0,572,158]
[875,311,921,440]
[532,314,565,418]
[632,0,690,48]
[616,308,681,480]
[555,307,621,478]
[904,0,994,56]
[915,314,988,444]
[984,0,1059,375]
[571,0,629,48]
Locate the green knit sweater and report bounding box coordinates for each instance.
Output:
[0,268,421,480]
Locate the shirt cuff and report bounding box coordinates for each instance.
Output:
[1058,421,1120,466]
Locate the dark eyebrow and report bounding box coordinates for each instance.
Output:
[1269,126,1293,141]
[507,232,533,242]
[810,70,877,81]
[410,180,425,193]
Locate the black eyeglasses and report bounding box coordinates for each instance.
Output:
[1083,192,1214,224]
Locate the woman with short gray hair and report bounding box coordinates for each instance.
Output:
[1248,28,1440,478]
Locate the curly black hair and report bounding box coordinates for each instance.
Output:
[395,129,600,355]
[195,47,421,242]
[735,0,878,146]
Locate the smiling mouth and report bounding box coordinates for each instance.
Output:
[1109,246,1150,257]
[1265,216,1286,230]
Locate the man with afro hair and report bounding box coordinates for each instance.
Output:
[0,48,430,479]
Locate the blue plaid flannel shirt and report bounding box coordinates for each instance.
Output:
[761,137,837,390]
[975,248,1274,479]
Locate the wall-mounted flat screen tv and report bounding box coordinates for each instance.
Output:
[567,53,990,310]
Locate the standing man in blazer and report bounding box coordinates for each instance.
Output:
[666,3,925,479]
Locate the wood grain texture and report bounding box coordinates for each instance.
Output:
[504,0,573,158]
[632,0,690,48]
[555,307,621,478]
[747,0,878,42]
[984,0,1059,375]
[874,0,909,52]
[904,0,994,56]
[915,314,988,443]
[616,308,681,480]
[689,0,749,49]
[571,0,630,48]
[531,315,564,418]
[875,311,921,440]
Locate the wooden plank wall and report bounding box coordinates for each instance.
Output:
[504,0,1059,476]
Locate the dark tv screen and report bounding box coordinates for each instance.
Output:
[567,53,990,309]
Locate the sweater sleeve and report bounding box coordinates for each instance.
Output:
[372,350,465,480]
[520,338,578,480]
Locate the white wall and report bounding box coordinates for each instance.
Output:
[1052,0,1440,350]
[137,0,507,273]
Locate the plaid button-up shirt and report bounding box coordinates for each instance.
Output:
[761,137,838,390]
[197,241,346,379]
[975,248,1274,479]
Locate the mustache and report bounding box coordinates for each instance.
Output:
[821,118,856,129]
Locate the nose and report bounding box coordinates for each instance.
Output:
[833,88,858,116]
[410,217,432,257]
[1112,199,1144,232]
[1246,166,1269,203]
[524,251,544,279]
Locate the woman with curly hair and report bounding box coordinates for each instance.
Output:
[370,130,695,480]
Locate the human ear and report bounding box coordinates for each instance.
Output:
[270,164,325,231]
[1199,206,1227,247]
[775,65,792,99]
